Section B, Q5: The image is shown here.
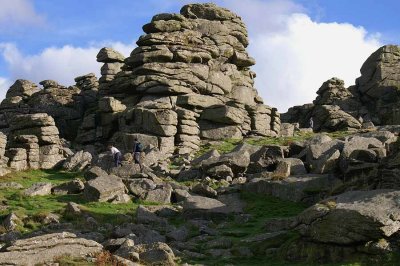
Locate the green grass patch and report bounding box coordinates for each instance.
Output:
[195,130,354,157]
[0,169,83,187]
[0,170,138,234]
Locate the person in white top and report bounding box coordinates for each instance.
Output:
[108,143,122,167]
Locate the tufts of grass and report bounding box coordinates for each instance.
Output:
[195,130,355,157]
[0,170,138,234]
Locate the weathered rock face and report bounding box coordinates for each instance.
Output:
[98,3,280,155]
[284,190,400,262]
[283,78,363,131]
[356,45,400,125]
[283,45,400,131]
[0,3,280,160]
[6,113,65,170]
[0,232,103,265]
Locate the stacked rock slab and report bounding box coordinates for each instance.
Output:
[74,74,101,145]
[283,45,400,131]
[6,114,64,170]
[74,73,99,108]
[0,80,39,133]
[356,45,400,125]
[0,78,87,140]
[283,78,362,131]
[100,3,280,155]
[97,48,125,97]
[0,133,9,174]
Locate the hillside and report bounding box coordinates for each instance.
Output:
[0,3,398,266]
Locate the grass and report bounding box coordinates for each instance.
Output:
[195,130,354,157]
[181,192,309,266]
[0,170,137,234]
[180,191,399,266]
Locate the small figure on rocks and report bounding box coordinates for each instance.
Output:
[108,143,122,167]
[132,138,143,172]
[309,117,314,130]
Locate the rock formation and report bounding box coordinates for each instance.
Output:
[0,3,399,265]
[94,2,280,155]
[283,45,400,132]
[6,113,66,170]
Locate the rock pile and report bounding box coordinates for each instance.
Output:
[283,45,400,131]
[96,48,125,96]
[0,80,39,133]
[283,78,362,131]
[6,113,65,170]
[98,3,280,155]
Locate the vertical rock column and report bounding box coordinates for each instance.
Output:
[0,80,39,134]
[175,107,201,155]
[96,48,125,97]
[74,73,99,108]
[6,114,65,170]
[74,74,101,145]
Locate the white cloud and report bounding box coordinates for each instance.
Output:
[0,0,45,27]
[0,0,382,113]
[222,0,381,112]
[0,42,135,87]
[0,77,11,100]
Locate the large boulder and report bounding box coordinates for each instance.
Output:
[84,175,126,202]
[356,45,400,125]
[62,150,92,171]
[286,190,400,262]
[0,232,102,264]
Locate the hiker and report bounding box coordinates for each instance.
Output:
[108,143,122,167]
[132,138,143,172]
[309,117,314,129]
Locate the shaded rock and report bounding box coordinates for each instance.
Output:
[192,183,217,198]
[52,178,85,195]
[297,190,400,245]
[62,150,92,171]
[84,166,108,180]
[244,175,342,204]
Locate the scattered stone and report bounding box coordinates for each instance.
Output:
[23,182,53,196]
[83,175,126,202]
[52,178,85,195]
[62,150,92,171]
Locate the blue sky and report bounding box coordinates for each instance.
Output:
[0,0,399,111]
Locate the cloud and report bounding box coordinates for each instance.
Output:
[0,42,135,87]
[221,0,381,112]
[0,0,45,27]
[0,77,11,100]
[0,0,382,113]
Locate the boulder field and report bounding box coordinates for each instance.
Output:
[0,2,399,265]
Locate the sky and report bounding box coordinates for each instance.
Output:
[0,0,399,112]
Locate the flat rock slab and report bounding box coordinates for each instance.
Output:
[244,175,342,205]
[23,182,52,196]
[183,194,243,219]
[297,189,400,245]
[0,232,103,265]
[84,175,126,202]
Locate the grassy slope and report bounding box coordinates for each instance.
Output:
[0,170,136,233]
[0,130,390,265]
[196,131,352,156]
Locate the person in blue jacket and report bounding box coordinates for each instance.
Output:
[132,138,143,172]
